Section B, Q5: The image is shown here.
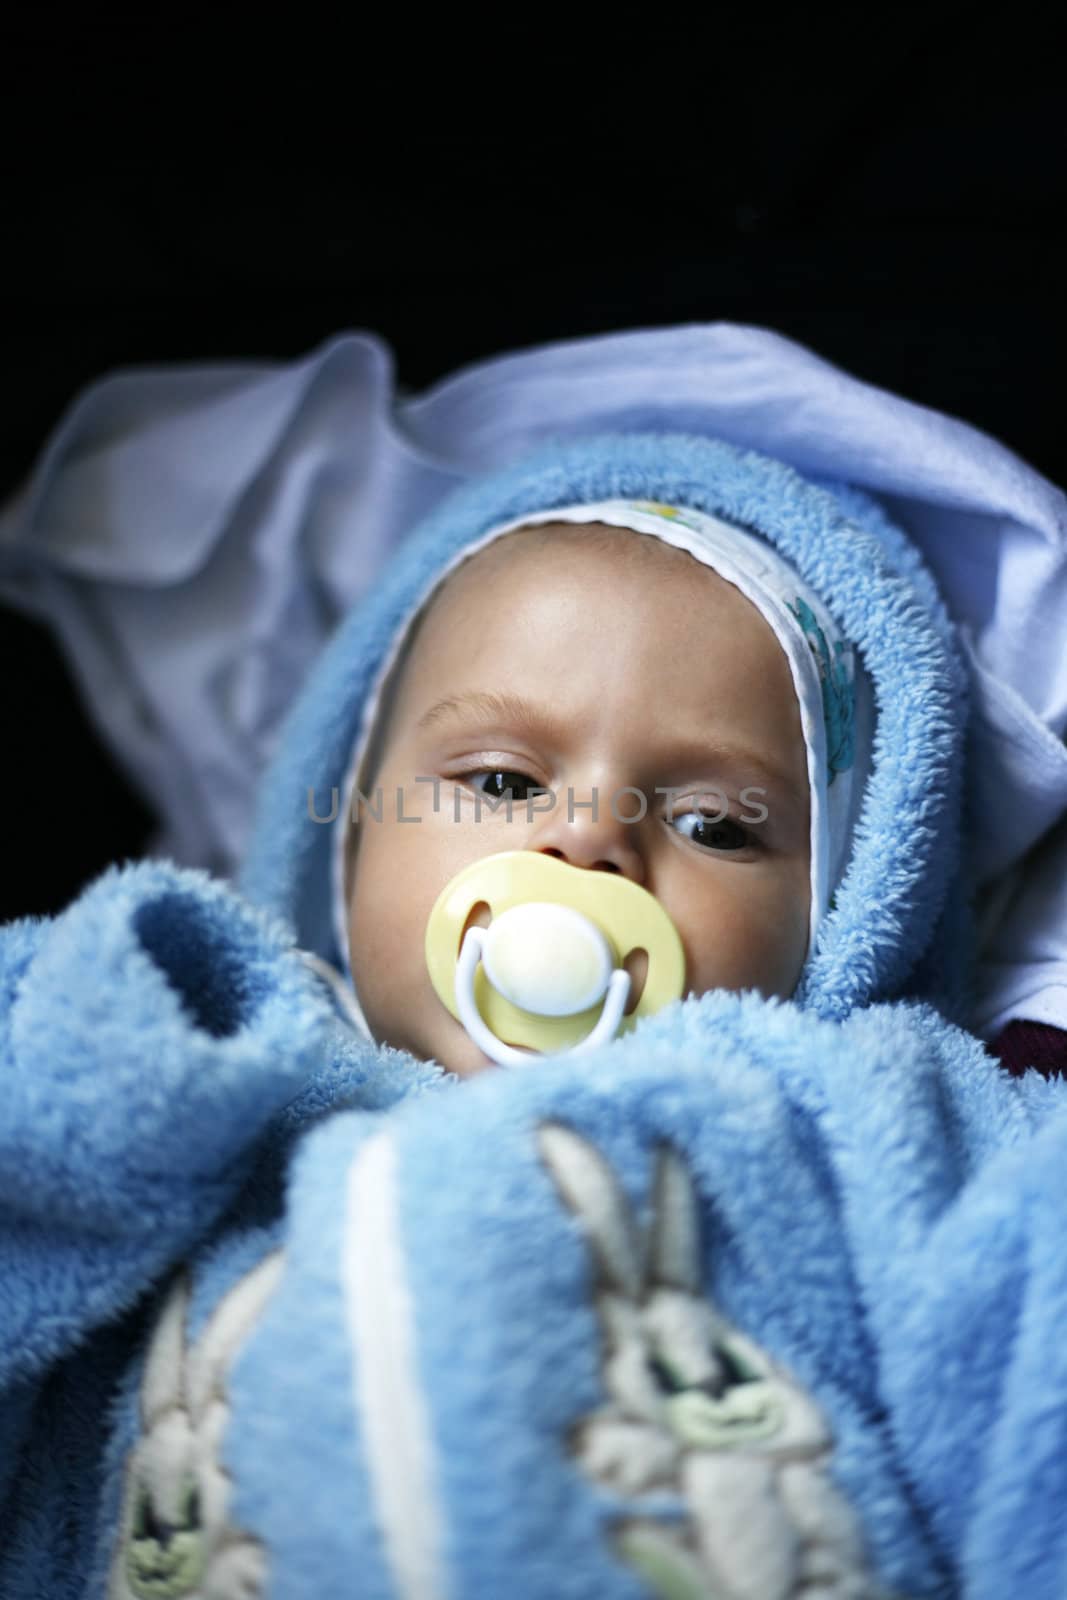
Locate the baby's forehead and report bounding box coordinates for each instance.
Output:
[395,521,793,716]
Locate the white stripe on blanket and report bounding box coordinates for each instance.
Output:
[345,1131,445,1600]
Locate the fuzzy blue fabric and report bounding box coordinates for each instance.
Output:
[3,430,1064,1599]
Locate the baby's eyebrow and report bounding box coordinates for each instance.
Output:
[416,689,805,806]
[416,690,545,734]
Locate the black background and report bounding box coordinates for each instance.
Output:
[2,10,1063,922]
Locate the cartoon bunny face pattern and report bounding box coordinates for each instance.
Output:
[108,1257,283,1600]
[107,1131,887,1600]
[536,1125,892,1600]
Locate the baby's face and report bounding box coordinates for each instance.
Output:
[345,525,811,1076]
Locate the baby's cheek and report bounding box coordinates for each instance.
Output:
[758,869,811,996]
[683,866,809,1000]
[355,820,451,978]
[349,831,412,984]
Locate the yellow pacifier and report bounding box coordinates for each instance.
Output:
[424,851,686,1067]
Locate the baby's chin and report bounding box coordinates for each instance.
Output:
[428,1030,580,1080]
[378,1008,616,1080]
[435,1034,500,1079]
[373,1014,500,1079]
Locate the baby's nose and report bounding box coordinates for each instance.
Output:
[528,788,647,884]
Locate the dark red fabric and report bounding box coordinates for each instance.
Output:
[988,1019,1067,1079]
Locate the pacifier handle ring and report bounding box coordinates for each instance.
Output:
[571,968,631,1053]
[454,927,632,1068]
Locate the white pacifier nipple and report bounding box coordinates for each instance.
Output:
[481,902,613,1016]
[455,901,632,1067]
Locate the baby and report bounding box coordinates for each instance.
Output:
[6,427,1067,1599]
[342,519,813,1077]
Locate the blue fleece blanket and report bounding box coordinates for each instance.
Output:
[2,857,1065,1600]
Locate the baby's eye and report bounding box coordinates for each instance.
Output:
[467,769,548,803]
[670,810,752,852]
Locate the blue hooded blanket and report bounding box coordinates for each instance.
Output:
[2,432,1065,1600]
